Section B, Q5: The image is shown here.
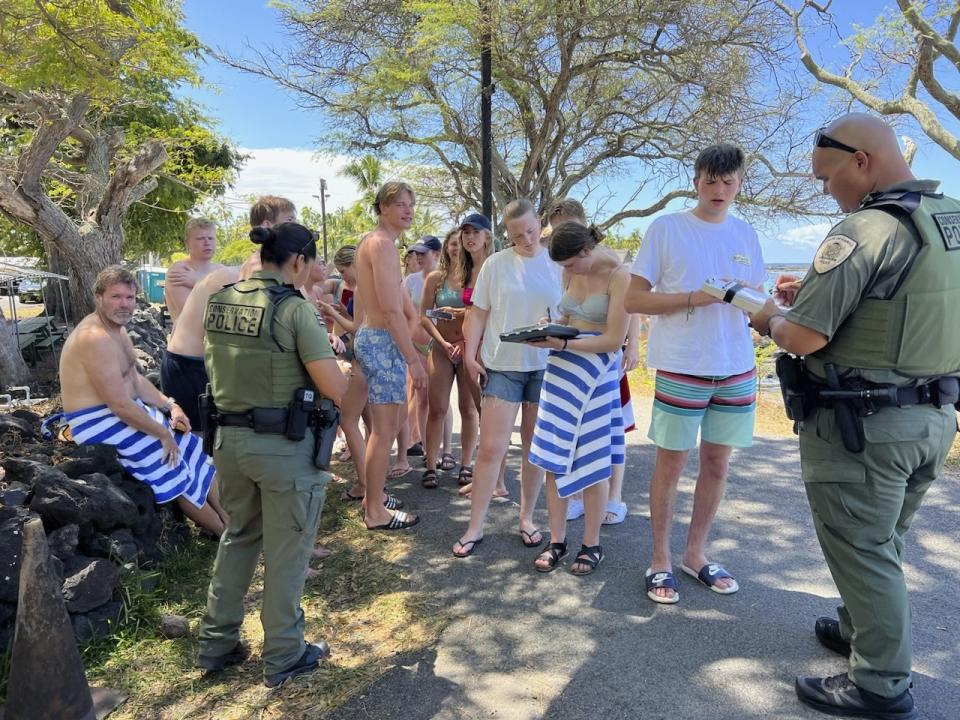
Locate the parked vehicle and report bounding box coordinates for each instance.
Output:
[0,276,20,295]
[18,278,44,303]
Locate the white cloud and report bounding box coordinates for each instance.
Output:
[780,222,832,249]
[227,148,363,217]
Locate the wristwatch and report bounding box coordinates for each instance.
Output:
[161,398,176,416]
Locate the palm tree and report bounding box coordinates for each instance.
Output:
[339,155,383,213]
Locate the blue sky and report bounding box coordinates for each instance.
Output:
[180,1,958,264]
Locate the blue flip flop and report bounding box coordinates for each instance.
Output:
[681,562,739,595]
[645,568,680,604]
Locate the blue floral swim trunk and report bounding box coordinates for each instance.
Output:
[354,326,407,405]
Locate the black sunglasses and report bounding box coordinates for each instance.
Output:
[814,127,860,154]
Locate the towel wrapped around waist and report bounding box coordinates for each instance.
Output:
[529,345,625,498]
[63,401,214,508]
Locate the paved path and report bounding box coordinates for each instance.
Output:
[330,398,960,720]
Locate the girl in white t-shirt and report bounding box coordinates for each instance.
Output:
[452,200,562,558]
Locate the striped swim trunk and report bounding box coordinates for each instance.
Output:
[649,368,757,451]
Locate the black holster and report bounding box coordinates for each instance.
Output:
[823,363,865,454]
[199,385,218,456]
[313,399,341,470]
[775,353,814,432]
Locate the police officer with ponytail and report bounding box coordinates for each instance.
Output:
[751,113,960,720]
[196,223,348,688]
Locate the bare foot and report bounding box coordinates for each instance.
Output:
[312,544,332,559]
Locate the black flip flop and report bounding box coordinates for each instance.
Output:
[520,528,544,547]
[452,537,483,558]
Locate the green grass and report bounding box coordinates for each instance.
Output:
[80,467,447,719]
[0,465,448,718]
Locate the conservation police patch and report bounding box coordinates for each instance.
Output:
[205,302,264,337]
[813,234,857,273]
[933,212,960,251]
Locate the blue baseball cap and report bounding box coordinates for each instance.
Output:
[460,213,492,232]
[409,235,442,253]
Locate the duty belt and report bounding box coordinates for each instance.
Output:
[216,408,317,435]
[811,376,960,413]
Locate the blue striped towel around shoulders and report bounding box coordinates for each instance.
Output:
[529,346,625,498]
[63,401,214,508]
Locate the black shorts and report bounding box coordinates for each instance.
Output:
[159,351,208,430]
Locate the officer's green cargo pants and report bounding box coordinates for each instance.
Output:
[799,404,956,698]
[198,427,329,675]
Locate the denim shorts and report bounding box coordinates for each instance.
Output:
[483,369,544,404]
[354,327,407,405]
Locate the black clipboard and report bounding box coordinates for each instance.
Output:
[499,323,580,343]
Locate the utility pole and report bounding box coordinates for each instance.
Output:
[480,0,493,223]
[319,178,329,261]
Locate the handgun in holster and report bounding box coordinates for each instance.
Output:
[199,384,218,456]
[775,353,813,433]
[823,363,865,454]
[313,398,341,470]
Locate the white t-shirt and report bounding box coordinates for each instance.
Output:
[472,247,562,371]
[631,210,765,376]
[403,271,425,306]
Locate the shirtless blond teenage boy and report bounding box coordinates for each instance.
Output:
[353,181,427,531]
[60,266,227,536]
[161,266,241,430]
[164,218,223,323]
[160,196,299,429]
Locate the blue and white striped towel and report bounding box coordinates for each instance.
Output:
[529,347,625,498]
[63,401,215,508]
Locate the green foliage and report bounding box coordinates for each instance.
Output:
[251,0,812,225]
[0,1,242,262]
[0,0,200,103]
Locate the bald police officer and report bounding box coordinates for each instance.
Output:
[751,113,960,719]
[196,223,347,688]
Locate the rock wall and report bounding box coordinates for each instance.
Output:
[0,302,189,649]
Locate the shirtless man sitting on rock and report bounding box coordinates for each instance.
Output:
[59,265,228,536]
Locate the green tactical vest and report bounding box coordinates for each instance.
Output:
[203,273,311,412]
[814,190,960,377]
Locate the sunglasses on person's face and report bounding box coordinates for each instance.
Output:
[814,128,860,154]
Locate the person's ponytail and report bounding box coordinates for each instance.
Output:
[250,222,317,266]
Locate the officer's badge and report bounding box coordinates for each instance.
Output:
[813,235,857,273]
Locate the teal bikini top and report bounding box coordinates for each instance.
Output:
[435,282,465,308]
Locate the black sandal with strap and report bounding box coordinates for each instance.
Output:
[570,544,603,576]
[422,468,439,489]
[457,465,473,486]
[534,541,568,573]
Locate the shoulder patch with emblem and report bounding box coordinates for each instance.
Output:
[813,234,857,273]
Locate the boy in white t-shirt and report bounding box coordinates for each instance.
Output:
[626,144,765,604]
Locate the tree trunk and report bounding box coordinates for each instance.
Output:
[0,304,30,387]
[57,226,123,322]
[42,240,71,322]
